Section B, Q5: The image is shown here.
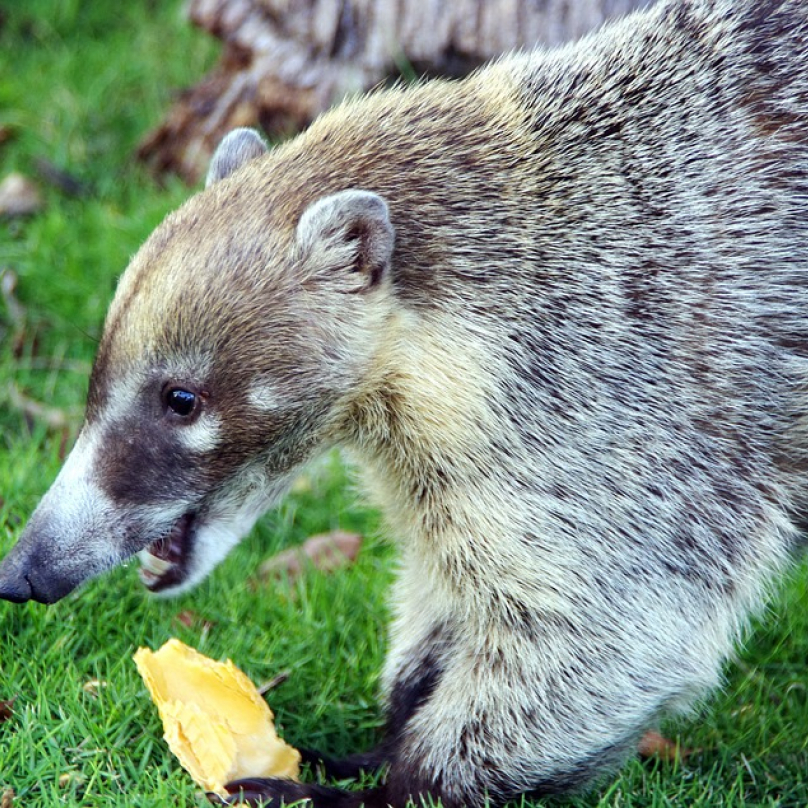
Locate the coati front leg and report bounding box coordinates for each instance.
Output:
[216,622,454,807]
[215,615,660,807]
[217,560,739,808]
[297,746,391,781]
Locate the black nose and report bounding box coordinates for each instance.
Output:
[0,570,33,603]
[0,545,82,604]
[0,519,85,605]
[0,540,35,603]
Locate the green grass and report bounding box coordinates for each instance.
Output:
[1,2,807,806]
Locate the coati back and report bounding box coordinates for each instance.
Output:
[1,0,807,805]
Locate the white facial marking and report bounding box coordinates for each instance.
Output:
[176,411,223,453]
[248,382,284,412]
[45,425,116,553]
[104,373,143,427]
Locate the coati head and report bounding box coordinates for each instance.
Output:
[0,128,396,604]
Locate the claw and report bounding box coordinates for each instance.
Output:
[229,791,280,806]
[223,778,310,806]
[222,777,351,807]
[225,778,282,793]
[207,784,288,806]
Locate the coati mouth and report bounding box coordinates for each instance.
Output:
[138,511,196,592]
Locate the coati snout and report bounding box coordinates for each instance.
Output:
[0,130,397,603]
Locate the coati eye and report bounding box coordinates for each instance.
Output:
[163,387,198,418]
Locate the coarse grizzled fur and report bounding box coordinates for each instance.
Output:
[1,0,807,805]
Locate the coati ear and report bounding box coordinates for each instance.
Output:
[296,190,395,292]
[206,128,268,187]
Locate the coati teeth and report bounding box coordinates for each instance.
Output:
[136,512,197,590]
[138,568,160,588]
[138,549,175,577]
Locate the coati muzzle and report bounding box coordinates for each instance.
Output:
[0,511,101,605]
[0,425,203,604]
[0,497,214,604]
[0,516,197,604]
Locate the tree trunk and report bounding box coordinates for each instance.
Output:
[138,0,653,183]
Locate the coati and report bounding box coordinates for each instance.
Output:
[1,0,807,805]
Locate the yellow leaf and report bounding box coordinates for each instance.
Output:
[134,639,300,795]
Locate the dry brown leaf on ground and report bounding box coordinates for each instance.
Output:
[637,729,698,762]
[0,124,17,146]
[257,670,291,696]
[257,530,363,583]
[175,609,198,628]
[0,696,16,723]
[173,608,216,634]
[1,788,14,808]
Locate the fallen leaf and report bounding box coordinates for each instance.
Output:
[0,124,16,146]
[57,772,86,789]
[257,531,362,582]
[176,610,197,628]
[82,679,108,696]
[134,639,300,796]
[0,173,42,217]
[0,697,16,722]
[637,729,697,762]
[174,610,216,637]
[1,787,14,808]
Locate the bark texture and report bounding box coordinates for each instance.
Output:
[138,0,653,183]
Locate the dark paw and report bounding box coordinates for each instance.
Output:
[208,777,352,807]
[299,747,389,781]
